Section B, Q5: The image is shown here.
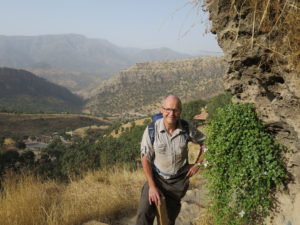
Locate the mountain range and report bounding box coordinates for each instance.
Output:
[0,34,191,94]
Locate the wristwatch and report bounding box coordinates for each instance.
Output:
[196,162,203,167]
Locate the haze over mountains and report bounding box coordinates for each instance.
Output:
[0,34,191,93]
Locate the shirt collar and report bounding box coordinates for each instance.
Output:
[158,118,184,134]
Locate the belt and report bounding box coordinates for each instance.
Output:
[153,164,189,179]
[154,166,173,178]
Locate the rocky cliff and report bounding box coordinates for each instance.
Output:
[207,0,300,224]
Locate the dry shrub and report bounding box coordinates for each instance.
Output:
[191,0,300,71]
[192,208,213,225]
[248,0,300,72]
[0,168,145,225]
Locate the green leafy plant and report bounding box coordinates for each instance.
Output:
[206,92,232,121]
[204,103,288,225]
[181,99,207,122]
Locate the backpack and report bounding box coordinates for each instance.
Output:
[148,113,190,145]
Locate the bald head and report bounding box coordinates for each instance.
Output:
[160,95,182,127]
[161,95,182,110]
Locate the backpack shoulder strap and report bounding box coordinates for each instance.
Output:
[148,119,190,145]
[180,119,190,142]
[148,121,156,146]
[148,113,163,146]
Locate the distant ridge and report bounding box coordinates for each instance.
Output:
[0,67,83,113]
[86,56,226,118]
[0,34,192,94]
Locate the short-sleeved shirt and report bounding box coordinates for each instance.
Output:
[140,118,205,179]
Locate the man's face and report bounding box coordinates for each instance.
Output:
[160,97,181,126]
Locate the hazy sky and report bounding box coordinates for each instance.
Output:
[0,0,222,55]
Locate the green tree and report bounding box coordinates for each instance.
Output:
[181,99,207,121]
[0,150,20,174]
[19,151,35,168]
[15,140,26,149]
[60,140,101,175]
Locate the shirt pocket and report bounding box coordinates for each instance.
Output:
[154,144,169,155]
[176,141,187,157]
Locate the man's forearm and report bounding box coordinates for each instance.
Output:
[141,156,161,205]
[194,144,205,164]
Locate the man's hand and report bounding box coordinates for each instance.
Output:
[149,185,161,205]
[186,164,200,177]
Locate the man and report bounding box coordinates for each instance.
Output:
[136,95,205,225]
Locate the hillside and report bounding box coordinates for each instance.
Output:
[86,56,226,118]
[0,68,83,113]
[0,34,191,94]
[206,0,300,223]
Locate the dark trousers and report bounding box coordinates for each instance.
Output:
[135,172,189,225]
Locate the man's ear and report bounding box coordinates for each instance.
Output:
[160,106,164,114]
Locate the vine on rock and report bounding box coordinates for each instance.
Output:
[204,103,288,225]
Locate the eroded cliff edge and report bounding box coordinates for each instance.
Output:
[207,0,300,224]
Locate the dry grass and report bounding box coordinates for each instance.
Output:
[192,208,213,225]
[0,172,60,225]
[0,169,145,225]
[246,0,300,72]
[0,142,209,225]
[192,0,300,72]
[110,118,148,138]
[71,125,110,138]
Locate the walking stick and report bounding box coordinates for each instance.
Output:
[156,195,169,225]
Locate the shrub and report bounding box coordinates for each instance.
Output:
[60,140,100,176]
[0,150,19,169]
[15,140,26,149]
[19,151,35,168]
[181,99,207,122]
[204,103,288,225]
[206,92,232,120]
[0,137,4,147]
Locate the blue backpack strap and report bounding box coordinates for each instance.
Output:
[180,119,190,142]
[148,113,163,145]
[148,118,190,146]
[148,121,156,145]
[152,113,163,121]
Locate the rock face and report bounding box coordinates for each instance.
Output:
[207,0,300,224]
